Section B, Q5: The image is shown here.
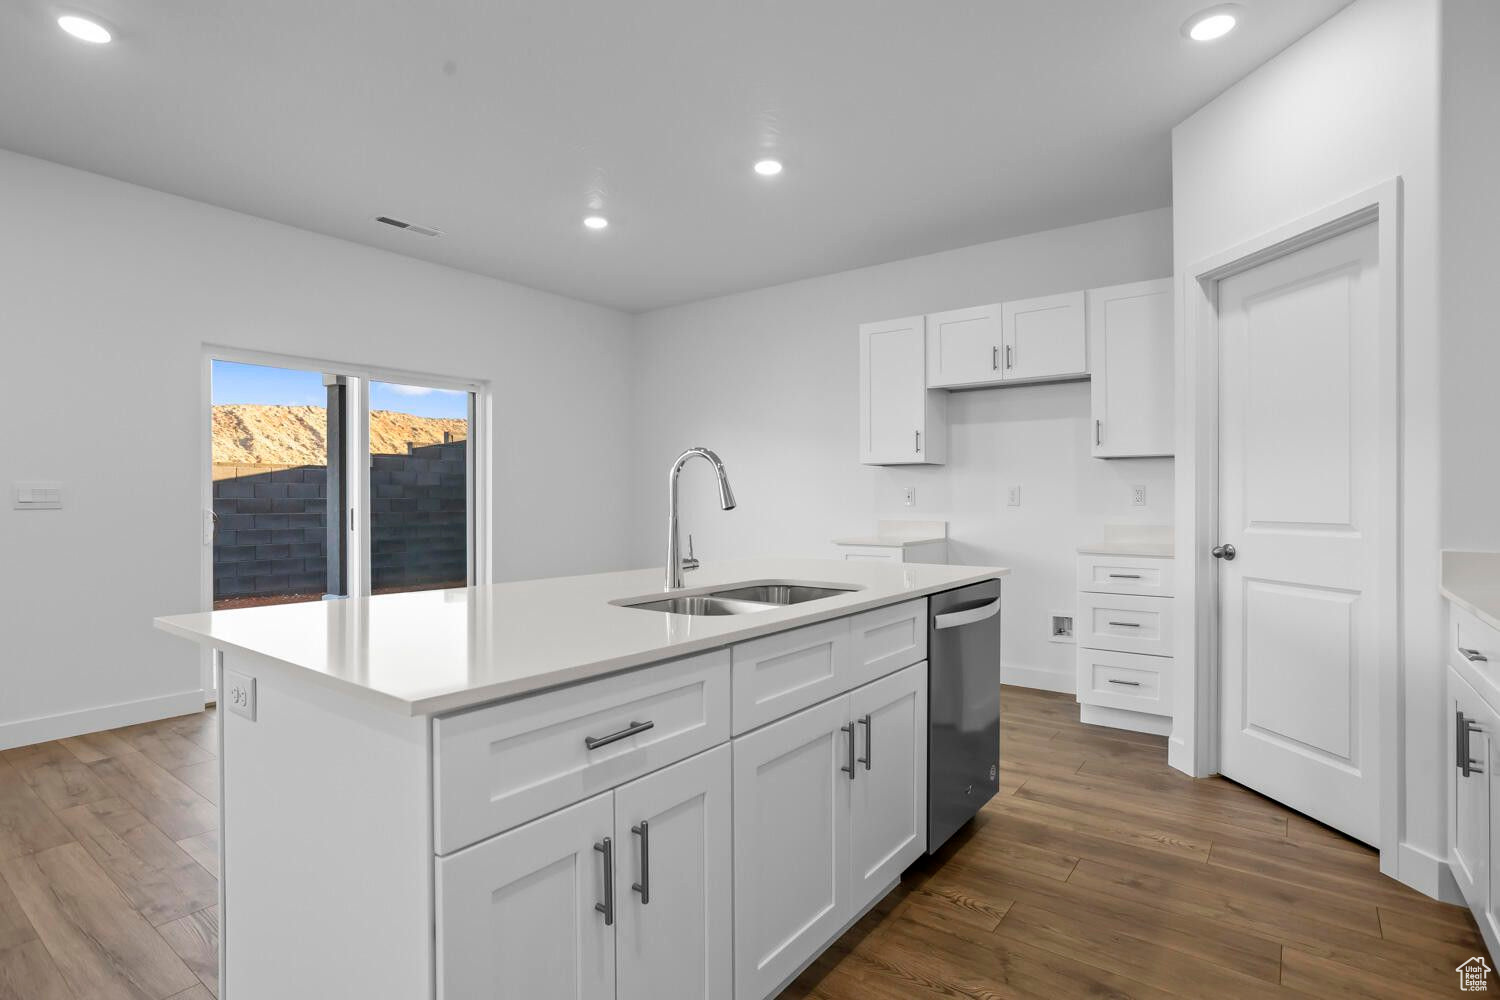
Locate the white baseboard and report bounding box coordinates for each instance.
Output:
[0,689,210,751]
[1079,703,1173,736]
[1001,662,1074,694]
[1397,841,1464,903]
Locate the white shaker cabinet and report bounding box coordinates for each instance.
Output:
[1088,278,1174,458]
[1450,664,1496,927]
[436,792,616,1000]
[848,663,928,910]
[614,745,732,1000]
[925,303,1005,388]
[1001,290,1087,382]
[732,697,851,1000]
[859,316,947,465]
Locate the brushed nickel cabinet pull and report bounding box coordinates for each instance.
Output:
[1108,573,1142,580]
[585,720,654,750]
[1460,646,1489,663]
[631,820,650,905]
[1108,621,1142,628]
[594,837,615,925]
[1107,679,1142,687]
[992,345,999,371]
[857,714,872,770]
[841,723,857,779]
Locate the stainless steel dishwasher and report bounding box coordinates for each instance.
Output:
[927,579,1002,852]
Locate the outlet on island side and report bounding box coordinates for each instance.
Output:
[225,669,257,721]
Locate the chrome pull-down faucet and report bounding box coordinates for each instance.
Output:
[665,448,736,590]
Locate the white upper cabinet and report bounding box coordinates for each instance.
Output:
[925,303,1005,388]
[1001,290,1087,382]
[1088,278,1174,458]
[859,316,947,465]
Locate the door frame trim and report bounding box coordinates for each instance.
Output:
[1172,179,1403,877]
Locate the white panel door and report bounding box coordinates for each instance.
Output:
[732,697,851,1000]
[1088,278,1174,457]
[436,792,614,1000]
[925,303,1004,388]
[859,317,944,465]
[1000,290,1087,381]
[1217,223,1382,844]
[614,745,732,1000]
[848,663,927,911]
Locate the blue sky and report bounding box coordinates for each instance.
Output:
[212,360,469,419]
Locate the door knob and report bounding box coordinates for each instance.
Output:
[1211,543,1237,561]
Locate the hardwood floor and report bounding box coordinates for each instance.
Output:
[0,709,218,1000]
[1,688,1489,999]
[781,686,1496,1000]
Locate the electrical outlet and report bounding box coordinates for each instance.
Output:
[224,669,257,721]
[1007,485,1022,508]
[1131,484,1148,507]
[902,486,916,507]
[1049,613,1075,643]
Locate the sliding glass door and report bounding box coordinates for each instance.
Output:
[207,355,480,612]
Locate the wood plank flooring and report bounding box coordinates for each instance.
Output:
[1,688,1488,999]
[0,709,218,999]
[781,686,1496,1000]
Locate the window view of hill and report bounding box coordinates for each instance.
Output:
[211,403,467,467]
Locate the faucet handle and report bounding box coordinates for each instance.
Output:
[682,533,700,573]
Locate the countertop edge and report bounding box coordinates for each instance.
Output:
[154,567,1009,717]
[1440,584,1500,633]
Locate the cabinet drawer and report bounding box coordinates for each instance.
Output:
[731,620,849,735]
[1453,604,1500,679]
[1078,554,1175,597]
[1077,592,1174,657]
[434,651,730,854]
[848,599,927,688]
[1077,648,1172,715]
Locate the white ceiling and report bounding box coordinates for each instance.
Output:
[1,1,1350,312]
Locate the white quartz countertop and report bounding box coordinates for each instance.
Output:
[1442,550,1500,632]
[155,557,1007,717]
[1076,541,1175,558]
[830,534,946,548]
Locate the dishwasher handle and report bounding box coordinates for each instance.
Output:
[933,597,1001,630]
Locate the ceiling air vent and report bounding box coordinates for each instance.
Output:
[374,216,444,238]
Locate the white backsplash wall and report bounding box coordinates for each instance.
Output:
[629,207,1174,692]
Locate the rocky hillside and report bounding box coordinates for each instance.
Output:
[212,404,467,466]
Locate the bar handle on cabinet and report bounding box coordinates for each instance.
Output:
[915,430,921,454]
[1096,420,1102,446]
[1005,344,1013,369]
[992,345,999,371]
[1107,621,1142,629]
[594,837,614,925]
[857,714,872,770]
[631,821,650,905]
[841,723,857,779]
[1460,646,1489,663]
[585,720,654,750]
[1107,679,1142,687]
[1108,574,1142,580]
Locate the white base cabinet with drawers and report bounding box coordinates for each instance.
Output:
[212,595,944,1000]
[1075,552,1175,735]
[1446,598,1500,961]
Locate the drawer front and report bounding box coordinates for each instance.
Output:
[1077,648,1172,715]
[1078,554,1175,597]
[434,651,730,854]
[731,619,849,735]
[1078,592,1174,657]
[1453,604,1500,679]
[836,545,903,562]
[848,599,927,689]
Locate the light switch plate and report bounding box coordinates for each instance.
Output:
[902,486,916,507]
[1007,485,1021,507]
[13,482,62,510]
[224,669,257,721]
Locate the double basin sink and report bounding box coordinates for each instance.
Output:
[620,583,858,617]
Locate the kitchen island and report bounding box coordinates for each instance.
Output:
[156,556,1008,1000]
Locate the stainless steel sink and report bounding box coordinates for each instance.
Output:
[615,580,861,616]
[623,595,774,616]
[708,584,857,606]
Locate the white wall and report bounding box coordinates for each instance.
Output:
[0,149,636,749]
[1170,0,1443,890]
[628,209,1174,691]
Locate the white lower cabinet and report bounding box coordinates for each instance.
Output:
[436,748,732,1000]
[614,745,732,1000]
[732,664,928,1000]
[849,664,928,904]
[436,792,616,1000]
[1450,666,1495,932]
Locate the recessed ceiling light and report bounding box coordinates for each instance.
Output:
[753,159,783,177]
[1183,7,1239,41]
[57,14,112,44]
[583,215,609,230]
